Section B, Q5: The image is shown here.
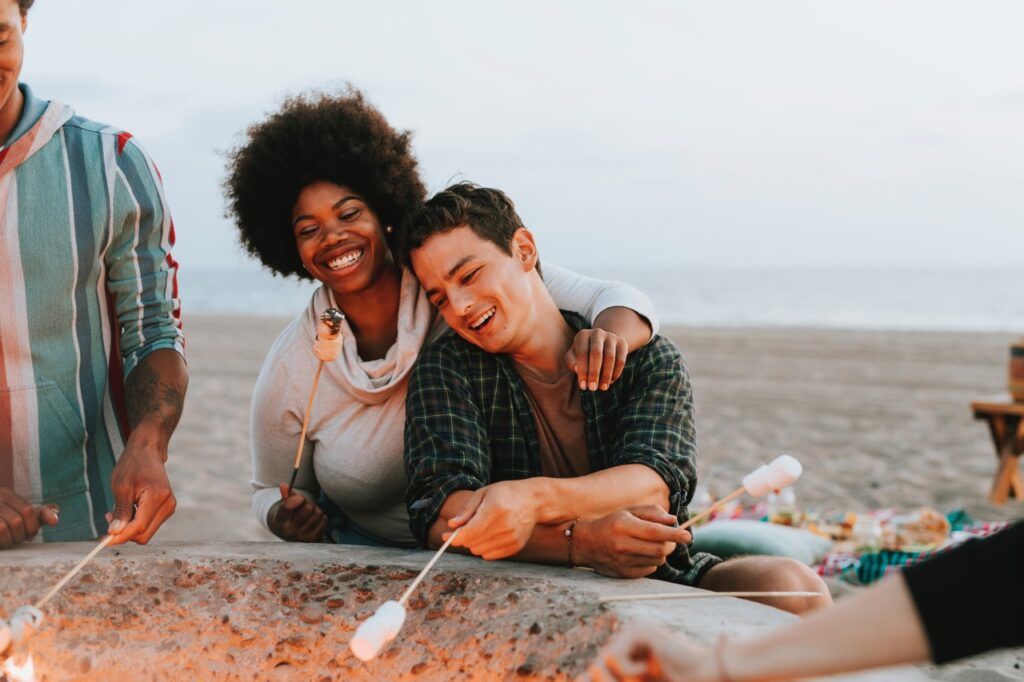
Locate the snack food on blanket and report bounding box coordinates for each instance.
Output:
[884,508,950,551]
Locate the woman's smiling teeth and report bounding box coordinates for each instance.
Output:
[469,307,496,331]
[326,248,364,271]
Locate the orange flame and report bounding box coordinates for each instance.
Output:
[2,653,35,682]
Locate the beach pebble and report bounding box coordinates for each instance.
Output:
[299,605,325,624]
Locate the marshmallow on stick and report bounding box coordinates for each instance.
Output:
[681,454,802,531]
[0,606,43,654]
[287,308,345,494]
[349,529,460,662]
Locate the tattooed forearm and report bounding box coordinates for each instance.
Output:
[125,351,187,434]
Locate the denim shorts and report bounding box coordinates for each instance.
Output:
[317,492,418,549]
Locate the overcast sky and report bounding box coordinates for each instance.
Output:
[19,1,1024,272]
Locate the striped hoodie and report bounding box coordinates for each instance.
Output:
[0,85,184,541]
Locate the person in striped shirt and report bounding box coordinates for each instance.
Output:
[0,0,187,546]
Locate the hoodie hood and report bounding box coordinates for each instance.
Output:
[0,85,73,178]
[300,267,438,405]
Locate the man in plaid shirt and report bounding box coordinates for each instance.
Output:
[399,183,829,610]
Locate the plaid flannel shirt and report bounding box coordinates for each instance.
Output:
[404,311,720,584]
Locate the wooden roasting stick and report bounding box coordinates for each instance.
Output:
[350,529,462,662]
[1,533,116,653]
[599,590,823,604]
[34,534,115,610]
[287,308,345,495]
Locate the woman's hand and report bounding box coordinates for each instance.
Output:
[582,622,715,682]
[269,483,326,542]
[565,328,628,392]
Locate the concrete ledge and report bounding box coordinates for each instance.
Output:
[0,542,926,680]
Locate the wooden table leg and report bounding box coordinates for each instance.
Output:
[987,415,1024,504]
[1011,417,1024,501]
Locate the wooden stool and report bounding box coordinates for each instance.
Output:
[970,394,1024,505]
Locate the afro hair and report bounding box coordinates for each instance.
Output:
[224,88,426,279]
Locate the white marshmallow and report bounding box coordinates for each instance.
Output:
[313,316,344,363]
[349,600,406,662]
[8,606,43,647]
[0,620,10,653]
[742,454,803,498]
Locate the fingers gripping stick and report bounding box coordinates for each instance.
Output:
[681,454,803,531]
[288,308,345,495]
[349,529,461,662]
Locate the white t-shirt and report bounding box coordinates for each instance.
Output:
[250,264,659,544]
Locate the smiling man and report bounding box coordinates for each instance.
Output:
[0,0,187,546]
[399,183,830,612]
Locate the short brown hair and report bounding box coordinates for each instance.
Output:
[19,0,34,14]
[398,182,537,274]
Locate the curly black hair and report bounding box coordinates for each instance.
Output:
[224,88,426,279]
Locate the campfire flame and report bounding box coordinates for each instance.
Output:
[2,654,35,682]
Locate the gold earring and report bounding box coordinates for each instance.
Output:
[385,225,394,234]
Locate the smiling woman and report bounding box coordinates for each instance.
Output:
[223,87,662,551]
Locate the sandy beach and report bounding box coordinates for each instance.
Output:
[152,315,1023,679]
[158,316,1022,543]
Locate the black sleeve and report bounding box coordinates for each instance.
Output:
[902,520,1024,664]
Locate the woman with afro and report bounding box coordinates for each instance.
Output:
[225,88,660,547]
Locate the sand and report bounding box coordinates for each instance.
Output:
[159,316,1022,543]
[143,316,1023,679]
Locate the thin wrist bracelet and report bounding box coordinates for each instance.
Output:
[565,519,579,567]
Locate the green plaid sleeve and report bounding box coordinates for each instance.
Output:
[404,339,492,546]
[611,336,697,519]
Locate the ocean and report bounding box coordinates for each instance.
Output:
[180,265,1024,333]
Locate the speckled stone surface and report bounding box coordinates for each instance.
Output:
[0,543,926,681]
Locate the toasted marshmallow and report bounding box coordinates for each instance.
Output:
[313,308,345,362]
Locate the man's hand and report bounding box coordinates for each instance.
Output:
[106,440,176,545]
[564,328,628,392]
[269,484,326,543]
[445,480,544,559]
[0,487,59,549]
[574,505,691,579]
[110,349,187,545]
[581,621,712,682]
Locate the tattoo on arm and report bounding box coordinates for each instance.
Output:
[125,358,185,432]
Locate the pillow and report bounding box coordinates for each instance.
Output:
[690,519,833,566]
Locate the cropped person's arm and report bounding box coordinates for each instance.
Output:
[543,263,657,390]
[105,136,188,545]
[588,522,1024,681]
[404,343,491,548]
[541,262,659,340]
[249,352,322,540]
